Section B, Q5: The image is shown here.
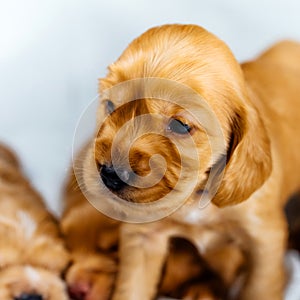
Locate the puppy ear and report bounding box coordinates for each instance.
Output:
[212,105,272,207]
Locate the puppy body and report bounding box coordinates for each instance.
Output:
[77,25,300,299]
[0,144,69,299]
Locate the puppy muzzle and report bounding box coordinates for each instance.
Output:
[100,164,130,191]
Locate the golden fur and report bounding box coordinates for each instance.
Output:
[61,174,246,300]
[61,170,119,300]
[159,237,246,299]
[64,24,300,299]
[0,144,69,299]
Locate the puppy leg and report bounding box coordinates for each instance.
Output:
[240,216,287,300]
[112,223,169,300]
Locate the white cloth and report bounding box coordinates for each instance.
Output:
[285,250,300,300]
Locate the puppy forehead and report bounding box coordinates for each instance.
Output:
[105,97,185,118]
[96,99,191,147]
[101,78,194,113]
[146,99,185,115]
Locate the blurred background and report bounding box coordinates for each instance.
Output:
[1,0,300,214]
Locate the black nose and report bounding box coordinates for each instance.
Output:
[100,165,128,191]
[15,294,43,300]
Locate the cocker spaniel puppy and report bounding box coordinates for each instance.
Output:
[0,144,69,300]
[61,169,119,300]
[67,24,300,299]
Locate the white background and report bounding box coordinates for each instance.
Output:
[0,0,300,212]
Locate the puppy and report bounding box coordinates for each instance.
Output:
[61,168,119,300]
[0,144,69,300]
[72,24,300,300]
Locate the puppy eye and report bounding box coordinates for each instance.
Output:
[167,119,191,134]
[104,100,115,114]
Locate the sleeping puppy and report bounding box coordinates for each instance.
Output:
[0,144,69,300]
[72,24,300,299]
[61,169,119,300]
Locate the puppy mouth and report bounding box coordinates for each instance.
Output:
[96,157,213,203]
[97,166,172,203]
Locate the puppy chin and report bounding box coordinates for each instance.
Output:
[0,265,68,300]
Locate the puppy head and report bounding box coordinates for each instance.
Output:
[0,209,70,300]
[0,266,68,300]
[93,95,213,204]
[0,210,70,275]
[79,24,271,218]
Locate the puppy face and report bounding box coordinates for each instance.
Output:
[94,97,213,203]
[0,204,69,300]
[79,25,272,215]
[0,145,70,300]
[0,266,68,300]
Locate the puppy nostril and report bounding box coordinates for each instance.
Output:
[14,294,43,300]
[100,165,129,191]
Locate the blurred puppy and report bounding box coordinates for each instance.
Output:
[77,24,300,300]
[0,144,69,300]
[61,169,119,300]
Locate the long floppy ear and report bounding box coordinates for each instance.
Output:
[212,104,272,207]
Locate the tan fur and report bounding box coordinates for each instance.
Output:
[0,144,69,299]
[159,237,246,299]
[66,25,300,299]
[61,169,119,300]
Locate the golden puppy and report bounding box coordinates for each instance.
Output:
[71,24,300,300]
[0,144,69,300]
[61,169,119,300]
